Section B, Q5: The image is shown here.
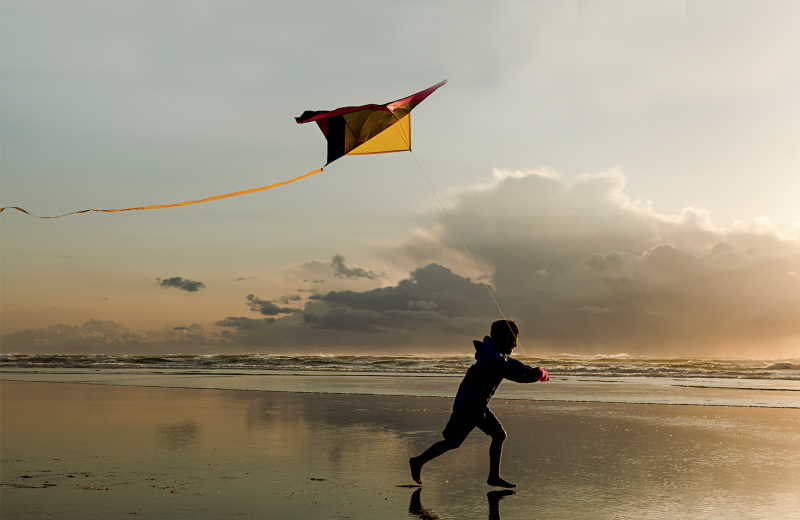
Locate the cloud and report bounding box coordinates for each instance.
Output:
[384,168,799,355]
[209,167,800,356]
[330,254,386,281]
[157,277,206,292]
[6,321,240,354]
[235,277,258,282]
[0,320,230,354]
[5,167,798,356]
[287,255,386,290]
[246,294,301,316]
[302,263,491,333]
[275,294,302,305]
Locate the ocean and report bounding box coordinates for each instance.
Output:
[3,353,800,378]
[2,353,799,379]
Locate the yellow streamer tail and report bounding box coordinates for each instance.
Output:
[0,168,324,219]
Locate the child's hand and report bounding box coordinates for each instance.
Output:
[537,368,549,382]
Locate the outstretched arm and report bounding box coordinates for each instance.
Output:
[474,341,549,383]
[502,359,549,383]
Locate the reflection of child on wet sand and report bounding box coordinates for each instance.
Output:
[409,488,515,520]
[409,320,549,488]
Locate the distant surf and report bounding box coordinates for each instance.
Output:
[2,354,798,380]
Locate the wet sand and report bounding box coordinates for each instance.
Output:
[2,381,799,519]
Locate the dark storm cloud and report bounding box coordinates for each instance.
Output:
[312,263,487,317]
[157,277,206,292]
[246,294,300,316]
[291,263,492,334]
[331,254,386,281]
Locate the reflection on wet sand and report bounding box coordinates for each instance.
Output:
[487,490,515,520]
[409,488,515,520]
[408,488,440,520]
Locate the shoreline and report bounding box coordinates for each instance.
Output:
[3,368,798,408]
[1,379,798,409]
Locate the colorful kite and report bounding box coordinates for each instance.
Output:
[0,80,447,219]
[296,80,446,165]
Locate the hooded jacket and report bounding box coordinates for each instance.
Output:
[453,336,542,415]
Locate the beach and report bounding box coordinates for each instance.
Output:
[2,380,798,519]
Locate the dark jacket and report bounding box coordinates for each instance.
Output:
[453,336,542,414]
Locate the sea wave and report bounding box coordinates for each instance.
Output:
[1,353,799,380]
[765,362,800,370]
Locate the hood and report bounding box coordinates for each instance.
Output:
[472,336,505,361]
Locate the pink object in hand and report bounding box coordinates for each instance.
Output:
[538,368,549,382]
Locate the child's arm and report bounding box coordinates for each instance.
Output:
[476,346,549,382]
[502,358,549,383]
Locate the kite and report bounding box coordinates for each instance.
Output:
[0,80,447,218]
[296,80,446,165]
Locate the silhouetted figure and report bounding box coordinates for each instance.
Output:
[409,320,549,488]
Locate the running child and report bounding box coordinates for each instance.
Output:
[409,320,549,488]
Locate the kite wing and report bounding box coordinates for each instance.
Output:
[296,80,447,165]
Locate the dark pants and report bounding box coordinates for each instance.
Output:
[442,406,506,448]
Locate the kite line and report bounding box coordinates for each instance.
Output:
[410,153,532,363]
[0,168,324,218]
[389,116,532,362]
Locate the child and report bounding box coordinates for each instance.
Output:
[409,320,549,488]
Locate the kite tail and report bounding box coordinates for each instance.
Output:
[0,168,324,219]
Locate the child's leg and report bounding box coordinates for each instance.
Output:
[409,439,454,484]
[480,411,516,488]
[486,428,514,486]
[410,408,473,484]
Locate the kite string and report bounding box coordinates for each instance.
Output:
[385,113,530,360]
[406,148,532,365]
[0,168,324,218]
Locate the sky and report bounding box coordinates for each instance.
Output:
[1,0,798,357]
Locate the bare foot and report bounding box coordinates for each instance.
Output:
[409,457,423,485]
[487,476,516,488]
